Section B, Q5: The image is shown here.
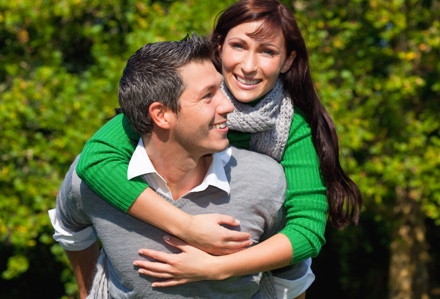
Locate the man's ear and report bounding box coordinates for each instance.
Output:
[148,102,174,130]
[281,50,296,74]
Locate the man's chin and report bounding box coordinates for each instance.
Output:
[199,138,230,156]
[215,140,230,153]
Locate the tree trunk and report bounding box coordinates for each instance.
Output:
[388,187,429,299]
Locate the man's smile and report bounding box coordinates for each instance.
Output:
[209,122,227,129]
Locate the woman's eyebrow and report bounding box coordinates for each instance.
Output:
[226,37,247,44]
[228,36,280,50]
[259,42,281,50]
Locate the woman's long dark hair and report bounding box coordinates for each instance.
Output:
[211,0,362,228]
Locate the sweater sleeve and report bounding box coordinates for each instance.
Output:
[280,108,328,264]
[76,114,147,212]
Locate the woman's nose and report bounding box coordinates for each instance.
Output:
[241,53,258,74]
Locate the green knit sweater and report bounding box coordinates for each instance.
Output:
[76,107,328,264]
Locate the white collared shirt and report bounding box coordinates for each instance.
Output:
[50,140,232,251]
[127,138,231,200]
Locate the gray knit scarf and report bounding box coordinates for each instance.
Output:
[223,79,294,162]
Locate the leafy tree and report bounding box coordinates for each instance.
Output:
[1,0,439,298]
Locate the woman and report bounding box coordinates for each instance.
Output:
[77,0,361,296]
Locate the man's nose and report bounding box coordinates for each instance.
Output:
[218,92,234,115]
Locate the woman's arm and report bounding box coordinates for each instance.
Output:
[76,114,251,255]
[135,234,292,286]
[228,108,328,264]
[279,108,328,263]
[128,189,252,254]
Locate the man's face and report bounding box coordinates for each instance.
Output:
[171,60,234,157]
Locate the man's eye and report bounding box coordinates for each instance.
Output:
[203,93,212,99]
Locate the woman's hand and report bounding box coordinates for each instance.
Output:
[134,234,293,288]
[183,214,252,255]
[128,189,252,255]
[134,236,227,287]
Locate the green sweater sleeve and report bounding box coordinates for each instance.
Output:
[279,108,328,264]
[76,114,146,212]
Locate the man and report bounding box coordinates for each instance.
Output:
[50,35,304,298]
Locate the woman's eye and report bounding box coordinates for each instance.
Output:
[231,43,244,49]
[263,49,275,56]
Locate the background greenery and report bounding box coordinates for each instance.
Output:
[0,0,439,298]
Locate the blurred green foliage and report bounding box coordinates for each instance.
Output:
[1,0,439,298]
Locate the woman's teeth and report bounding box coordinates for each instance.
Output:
[210,123,226,129]
[236,76,261,85]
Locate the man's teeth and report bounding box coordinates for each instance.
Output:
[236,76,261,85]
[211,123,226,129]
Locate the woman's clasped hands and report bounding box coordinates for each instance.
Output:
[134,235,229,287]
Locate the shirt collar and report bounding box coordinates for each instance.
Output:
[127,138,231,196]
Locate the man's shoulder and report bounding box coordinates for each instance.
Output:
[60,155,81,196]
[60,154,102,206]
[228,146,284,171]
[226,146,286,194]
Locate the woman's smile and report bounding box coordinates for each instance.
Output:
[234,74,262,86]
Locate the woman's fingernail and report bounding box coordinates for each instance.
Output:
[133,262,138,266]
[163,235,170,241]
[138,250,143,254]
[236,219,241,224]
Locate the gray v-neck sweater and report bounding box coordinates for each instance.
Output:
[56,146,307,298]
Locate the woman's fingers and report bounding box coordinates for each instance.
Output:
[134,255,173,273]
[152,279,188,288]
[210,214,251,241]
[222,228,251,242]
[137,248,175,263]
[162,235,191,251]
[161,234,251,255]
[135,241,219,283]
[138,268,174,279]
[141,234,251,257]
[184,214,252,254]
[213,214,241,227]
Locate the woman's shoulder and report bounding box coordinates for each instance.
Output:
[286,106,312,142]
[292,106,309,128]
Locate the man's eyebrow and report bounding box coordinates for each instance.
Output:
[198,85,215,96]
[196,82,221,98]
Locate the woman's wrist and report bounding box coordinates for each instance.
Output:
[128,188,194,238]
[173,214,197,241]
[206,255,233,281]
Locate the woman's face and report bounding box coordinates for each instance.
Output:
[220,21,295,103]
